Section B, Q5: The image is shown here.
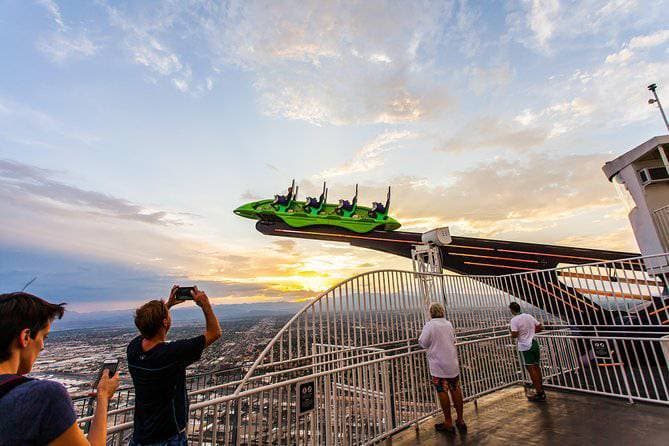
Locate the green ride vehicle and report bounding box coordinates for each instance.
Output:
[234,180,401,233]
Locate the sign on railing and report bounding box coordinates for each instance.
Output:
[297,380,315,416]
[591,339,611,359]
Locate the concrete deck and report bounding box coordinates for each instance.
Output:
[389,387,669,446]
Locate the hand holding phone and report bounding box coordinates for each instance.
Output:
[175,286,196,301]
[93,358,120,389]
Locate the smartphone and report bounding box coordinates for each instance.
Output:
[175,286,196,300]
[92,358,119,389]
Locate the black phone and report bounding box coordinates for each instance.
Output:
[175,286,196,300]
[92,358,119,389]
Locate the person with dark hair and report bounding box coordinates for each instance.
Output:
[509,301,545,402]
[0,292,119,445]
[127,286,222,446]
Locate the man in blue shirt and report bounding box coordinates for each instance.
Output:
[0,292,119,445]
[127,286,222,446]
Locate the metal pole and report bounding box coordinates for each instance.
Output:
[648,84,669,132]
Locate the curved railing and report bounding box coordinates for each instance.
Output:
[233,254,669,394]
[86,253,669,445]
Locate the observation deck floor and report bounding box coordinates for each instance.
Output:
[388,387,668,445]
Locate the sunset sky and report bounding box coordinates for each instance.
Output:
[1,0,668,311]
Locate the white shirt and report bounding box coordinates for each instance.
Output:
[510,313,540,351]
[418,318,460,378]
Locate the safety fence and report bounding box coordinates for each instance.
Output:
[81,254,669,444]
[532,331,669,405]
[98,332,521,445]
[73,367,246,440]
[236,255,669,395]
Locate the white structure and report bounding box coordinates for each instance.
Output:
[603,135,669,272]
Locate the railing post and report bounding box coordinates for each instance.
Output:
[233,398,241,446]
[381,356,395,432]
[324,373,332,445]
[613,339,635,405]
[211,402,219,445]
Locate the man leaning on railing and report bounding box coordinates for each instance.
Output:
[127,286,222,446]
[0,292,120,446]
[509,301,546,402]
[419,302,468,436]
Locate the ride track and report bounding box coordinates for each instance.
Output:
[254,221,669,329]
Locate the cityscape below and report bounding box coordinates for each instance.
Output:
[33,313,293,395]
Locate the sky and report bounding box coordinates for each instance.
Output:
[1,0,668,312]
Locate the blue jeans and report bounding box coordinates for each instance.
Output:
[129,432,187,446]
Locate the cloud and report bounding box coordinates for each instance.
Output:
[467,63,514,93]
[507,0,653,53]
[0,244,318,310]
[35,0,98,62]
[605,48,633,64]
[0,96,98,146]
[101,2,195,94]
[605,29,669,65]
[318,131,415,177]
[272,240,297,253]
[516,56,669,137]
[97,1,454,122]
[436,117,548,152]
[556,227,637,253]
[218,1,457,124]
[527,0,560,50]
[0,159,183,226]
[590,62,667,127]
[629,29,669,49]
[240,190,262,200]
[321,152,622,239]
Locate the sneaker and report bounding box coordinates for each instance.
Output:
[528,391,546,402]
[435,423,456,434]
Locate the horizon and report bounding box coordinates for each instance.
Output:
[2,1,669,311]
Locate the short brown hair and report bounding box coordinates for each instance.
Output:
[429,302,445,318]
[0,292,66,362]
[134,300,168,338]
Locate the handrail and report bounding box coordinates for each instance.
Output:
[92,252,669,443]
[234,253,669,394]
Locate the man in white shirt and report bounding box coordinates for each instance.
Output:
[509,302,545,402]
[419,302,467,435]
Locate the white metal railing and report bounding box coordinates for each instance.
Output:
[236,255,669,394]
[101,334,520,445]
[85,253,669,444]
[72,368,246,434]
[532,331,669,405]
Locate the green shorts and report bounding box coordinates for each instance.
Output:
[521,339,540,365]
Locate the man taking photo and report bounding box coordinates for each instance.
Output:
[127,286,222,446]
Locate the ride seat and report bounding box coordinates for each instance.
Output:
[337,199,353,213]
[371,202,386,214]
[273,195,288,206]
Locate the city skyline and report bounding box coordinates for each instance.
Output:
[2,1,669,311]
